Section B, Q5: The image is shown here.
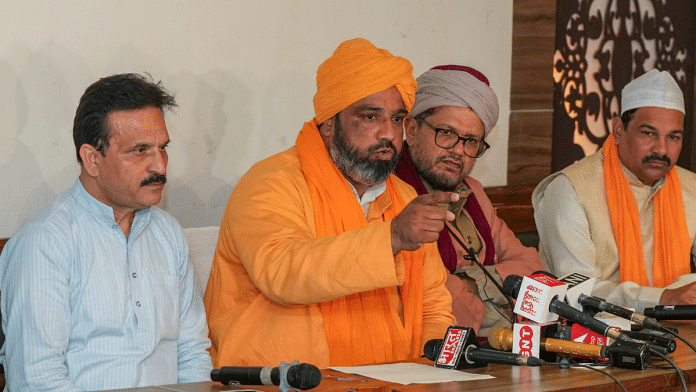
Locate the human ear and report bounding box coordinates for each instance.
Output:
[404,116,418,145]
[611,116,624,145]
[79,144,101,177]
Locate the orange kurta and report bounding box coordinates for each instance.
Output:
[204,146,454,368]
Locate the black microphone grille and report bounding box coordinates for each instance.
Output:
[502,274,522,298]
[423,339,442,361]
[286,363,322,390]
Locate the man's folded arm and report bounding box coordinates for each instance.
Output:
[2,229,82,392]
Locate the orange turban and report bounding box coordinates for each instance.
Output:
[313,38,417,124]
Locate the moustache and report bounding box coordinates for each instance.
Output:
[435,154,464,165]
[140,172,167,187]
[367,140,398,156]
[642,154,671,166]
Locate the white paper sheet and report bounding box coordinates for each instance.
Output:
[329,362,494,385]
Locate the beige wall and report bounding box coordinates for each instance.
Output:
[0,0,513,237]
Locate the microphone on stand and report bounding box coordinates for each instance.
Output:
[211,361,321,390]
[424,326,544,368]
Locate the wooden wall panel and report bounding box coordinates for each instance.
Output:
[508,0,555,185]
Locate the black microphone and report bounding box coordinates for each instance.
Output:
[502,274,632,344]
[644,305,696,320]
[622,330,677,353]
[578,294,663,330]
[211,362,321,390]
[424,326,544,367]
[546,322,673,354]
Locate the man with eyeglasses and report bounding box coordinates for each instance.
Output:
[205,39,456,368]
[395,65,542,337]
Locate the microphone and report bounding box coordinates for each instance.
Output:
[211,361,321,390]
[502,274,632,344]
[489,327,651,370]
[424,326,544,368]
[644,305,696,320]
[490,327,604,358]
[578,294,663,329]
[622,330,676,353]
[545,323,672,355]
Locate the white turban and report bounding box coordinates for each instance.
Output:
[410,65,499,136]
[621,69,684,115]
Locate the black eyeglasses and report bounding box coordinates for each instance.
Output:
[419,119,490,158]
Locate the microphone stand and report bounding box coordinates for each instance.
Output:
[445,223,518,324]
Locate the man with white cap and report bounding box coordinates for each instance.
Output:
[533,69,696,312]
[395,65,542,336]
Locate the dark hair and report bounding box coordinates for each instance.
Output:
[620,108,638,129]
[73,73,177,164]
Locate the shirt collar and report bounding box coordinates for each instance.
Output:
[72,178,152,238]
[347,181,387,217]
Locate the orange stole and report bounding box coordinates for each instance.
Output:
[602,133,690,287]
[296,119,424,365]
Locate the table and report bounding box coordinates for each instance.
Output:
[105,321,696,392]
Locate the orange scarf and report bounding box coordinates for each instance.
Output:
[603,133,690,287]
[296,120,424,366]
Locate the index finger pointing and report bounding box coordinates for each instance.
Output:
[418,191,459,205]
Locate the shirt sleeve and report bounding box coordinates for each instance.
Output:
[533,174,664,312]
[175,236,214,384]
[1,228,82,392]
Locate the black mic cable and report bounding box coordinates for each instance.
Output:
[444,223,518,324]
[648,347,687,392]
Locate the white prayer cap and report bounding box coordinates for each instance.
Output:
[621,69,684,115]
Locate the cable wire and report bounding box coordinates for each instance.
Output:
[649,347,687,392]
[445,223,517,324]
[545,360,627,392]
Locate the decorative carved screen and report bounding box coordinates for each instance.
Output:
[552,0,695,171]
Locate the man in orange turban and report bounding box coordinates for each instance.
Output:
[204,38,456,368]
[534,69,696,312]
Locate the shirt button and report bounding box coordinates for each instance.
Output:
[136,301,141,307]
[132,272,137,278]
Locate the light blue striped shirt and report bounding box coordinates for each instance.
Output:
[0,179,213,391]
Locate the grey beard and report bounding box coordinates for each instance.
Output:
[329,119,400,186]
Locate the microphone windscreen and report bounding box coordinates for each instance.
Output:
[487,327,513,351]
[423,339,442,361]
[286,363,322,390]
[502,275,522,298]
